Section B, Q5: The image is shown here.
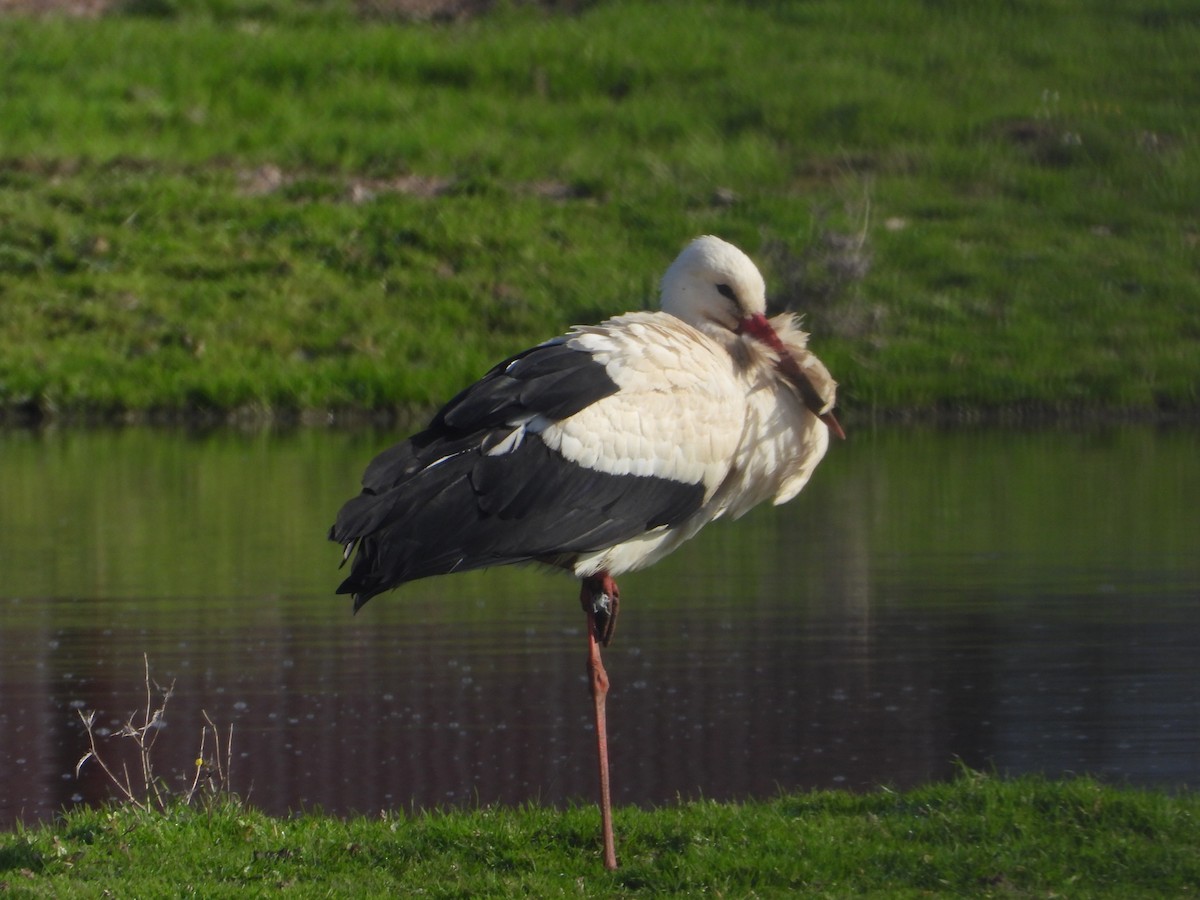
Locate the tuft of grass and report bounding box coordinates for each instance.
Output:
[1,1,1198,421]
[1,771,1196,895]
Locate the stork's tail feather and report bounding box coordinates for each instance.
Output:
[336,547,386,619]
[332,534,391,613]
[335,568,386,614]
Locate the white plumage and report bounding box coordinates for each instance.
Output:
[538,309,832,577]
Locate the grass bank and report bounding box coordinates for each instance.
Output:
[2,773,1197,896]
[1,1,1198,422]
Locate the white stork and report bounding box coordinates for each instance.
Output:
[330,235,842,870]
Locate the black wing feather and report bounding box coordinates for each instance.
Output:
[330,338,705,610]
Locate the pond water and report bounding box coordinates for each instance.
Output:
[0,424,1196,828]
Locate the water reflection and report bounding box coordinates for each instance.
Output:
[0,425,1196,828]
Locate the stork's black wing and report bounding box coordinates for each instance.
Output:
[329,338,705,610]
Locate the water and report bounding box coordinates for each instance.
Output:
[0,425,1196,828]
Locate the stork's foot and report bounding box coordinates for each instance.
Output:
[580,573,620,646]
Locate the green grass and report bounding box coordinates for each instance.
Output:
[2,772,1197,896]
[1,1,1198,420]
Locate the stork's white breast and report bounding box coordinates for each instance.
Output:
[532,313,746,497]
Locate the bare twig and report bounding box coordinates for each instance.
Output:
[75,654,235,813]
[75,710,150,812]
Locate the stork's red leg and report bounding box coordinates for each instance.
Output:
[581,574,619,871]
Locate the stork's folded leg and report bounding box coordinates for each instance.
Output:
[581,572,620,646]
[580,575,619,871]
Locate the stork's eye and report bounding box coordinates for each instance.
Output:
[715,283,738,305]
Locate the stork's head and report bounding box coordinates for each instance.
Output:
[660,235,845,440]
[660,234,768,332]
